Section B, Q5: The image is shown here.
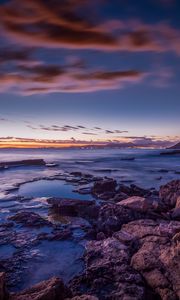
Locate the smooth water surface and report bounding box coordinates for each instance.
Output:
[16,240,84,291]
[18,179,93,200]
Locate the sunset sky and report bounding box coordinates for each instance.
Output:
[0,0,179,148]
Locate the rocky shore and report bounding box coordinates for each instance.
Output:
[0,171,179,300]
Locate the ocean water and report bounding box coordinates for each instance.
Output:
[0,148,179,190]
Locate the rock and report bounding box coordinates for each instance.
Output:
[117,184,152,198]
[96,203,142,236]
[175,196,180,209]
[69,236,154,300]
[48,198,97,219]
[171,208,180,220]
[91,179,117,196]
[172,196,180,220]
[112,192,129,202]
[120,219,180,300]
[11,277,71,300]
[0,272,9,300]
[70,172,82,177]
[122,219,180,240]
[9,212,50,227]
[0,159,45,168]
[96,232,106,240]
[117,196,161,213]
[96,191,116,200]
[159,180,180,208]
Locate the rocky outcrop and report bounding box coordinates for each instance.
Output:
[122,219,180,300]
[69,232,157,300]
[159,180,180,208]
[10,277,71,300]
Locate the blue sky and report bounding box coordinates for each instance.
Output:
[0,0,179,147]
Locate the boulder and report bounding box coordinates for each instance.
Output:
[11,277,71,300]
[159,180,180,208]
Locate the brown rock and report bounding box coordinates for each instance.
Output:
[11,277,71,300]
[117,196,159,213]
[69,237,147,299]
[159,180,180,208]
[126,220,180,300]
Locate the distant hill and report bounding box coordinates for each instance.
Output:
[168,142,180,149]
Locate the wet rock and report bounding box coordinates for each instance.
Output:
[96,203,142,236]
[96,191,116,200]
[0,160,45,168]
[112,192,129,202]
[117,184,152,198]
[171,208,180,220]
[37,229,72,241]
[9,212,51,227]
[69,236,151,300]
[159,180,180,208]
[70,172,82,177]
[117,196,162,213]
[0,272,9,300]
[11,277,71,300]
[92,179,117,196]
[48,198,98,220]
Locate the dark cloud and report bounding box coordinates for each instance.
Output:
[0,0,118,51]
[0,0,179,54]
[0,48,31,64]
[0,59,145,94]
[26,122,129,136]
[82,132,98,135]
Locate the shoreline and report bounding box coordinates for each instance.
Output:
[0,168,179,299]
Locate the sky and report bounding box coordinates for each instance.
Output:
[0,0,179,148]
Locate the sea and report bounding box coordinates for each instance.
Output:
[0,148,179,191]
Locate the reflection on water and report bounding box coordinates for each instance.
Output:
[18,179,93,200]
